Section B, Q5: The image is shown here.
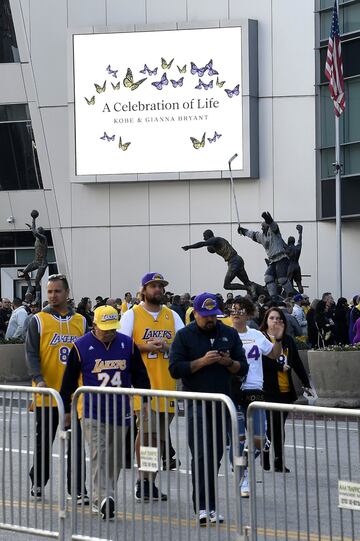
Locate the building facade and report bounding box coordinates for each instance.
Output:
[0,0,359,302]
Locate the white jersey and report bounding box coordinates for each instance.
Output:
[238,327,273,390]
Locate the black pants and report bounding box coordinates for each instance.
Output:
[188,401,225,513]
[29,407,86,494]
[265,392,292,469]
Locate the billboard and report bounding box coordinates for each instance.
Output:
[73,27,248,177]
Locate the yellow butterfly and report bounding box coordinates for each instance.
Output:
[119,136,131,151]
[123,68,146,91]
[111,81,120,90]
[161,57,174,69]
[84,96,95,105]
[94,81,106,93]
[216,76,225,88]
[190,132,206,150]
[177,64,186,74]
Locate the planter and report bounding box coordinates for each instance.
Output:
[0,343,30,383]
[308,349,360,408]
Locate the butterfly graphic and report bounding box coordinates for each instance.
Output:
[94,81,106,93]
[119,136,131,151]
[225,84,240,98]
[177,64,186,74]
[123,68,147,91]
[84,96,95,105]
[206,59,218,76]
[161,57,174,69]
[207,131,222,143]
[152,72,169,90]
[195,79,213,90]
[190,132,206,150]
[100,132,115,142]
[170,77,184,88]
[106,65,118,78]
[111,81,120,90]
[216,76,225,88]
[190,62,208,77]
[140,64,158,76]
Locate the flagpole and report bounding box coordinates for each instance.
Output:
[335,0,342,298]
[335,114,342,298]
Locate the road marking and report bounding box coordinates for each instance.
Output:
[0,500,356,541]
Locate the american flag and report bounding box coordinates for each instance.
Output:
[325,0,345,116]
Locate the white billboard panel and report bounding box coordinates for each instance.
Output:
[73,27,243,176]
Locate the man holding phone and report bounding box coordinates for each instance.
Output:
[169,292,248,526]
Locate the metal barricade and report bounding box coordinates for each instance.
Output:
[70,386,248,541]
[247,401,360,541]
[0,384,67,540]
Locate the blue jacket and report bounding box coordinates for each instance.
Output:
[169,321,248,395]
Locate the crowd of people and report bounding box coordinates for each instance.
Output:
[68,289,360,349]
[21,273,360,525]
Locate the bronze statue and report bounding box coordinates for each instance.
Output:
[182,230,257,297]
[286,224,304,293]
[238,211,294,298]
[19,210,48,302]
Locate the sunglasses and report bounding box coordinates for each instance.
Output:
[230,309,247,315]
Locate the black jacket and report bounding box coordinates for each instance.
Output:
[169,320,248,395]
[262,334,310,402]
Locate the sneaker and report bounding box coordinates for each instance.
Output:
[100,496,115,520]
[76,494,90,505]
[135,479,150,502]
[209,510,224,524]
[163,457,181,470]
[31,486,42,499]
[240,469,249,498]
[199,509,208,526]
[151,483,167,501]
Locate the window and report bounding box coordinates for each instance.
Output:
[318,0,360,218]
[0,0,19,63]
[0,105,43,190]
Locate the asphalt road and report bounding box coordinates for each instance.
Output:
[0,405,359,541]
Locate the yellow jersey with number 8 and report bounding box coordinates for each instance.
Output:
[32,311,86,407]
[132,304,176,412]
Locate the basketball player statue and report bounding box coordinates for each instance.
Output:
[238,211,294,298]
[19,210,48,303]
[286,224,304,293]
[182,230,259,297]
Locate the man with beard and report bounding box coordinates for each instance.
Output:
[120,272,184,502]
[169,293,248,526]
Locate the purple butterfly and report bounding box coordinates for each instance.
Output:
[195,79,213,90]
[140,64,158,76]
[225,84,240,98]
[190,62,207,77]
[151,72,169,90]
[100,132,115,142]
[170,77,184,88]
[106,65,118,78]
[205,59,218,76]
[207,131,222,143]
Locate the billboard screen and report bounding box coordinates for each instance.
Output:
[73,27,243,176]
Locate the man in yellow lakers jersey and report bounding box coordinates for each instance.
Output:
[120,272,184,502]
[25,274,88,501]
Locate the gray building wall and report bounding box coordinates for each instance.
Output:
[0,0,358,301]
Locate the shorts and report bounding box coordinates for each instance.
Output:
[237,404,266,439]
[135,410,174,440]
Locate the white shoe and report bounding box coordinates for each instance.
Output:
[240,469,250,498]
[198,509,208,526]
[209,510,224,524]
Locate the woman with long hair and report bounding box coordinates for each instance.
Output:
[260,307,311,472]
[314,300,335,348]
[230,297,283,496]
[76,297,94,328]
